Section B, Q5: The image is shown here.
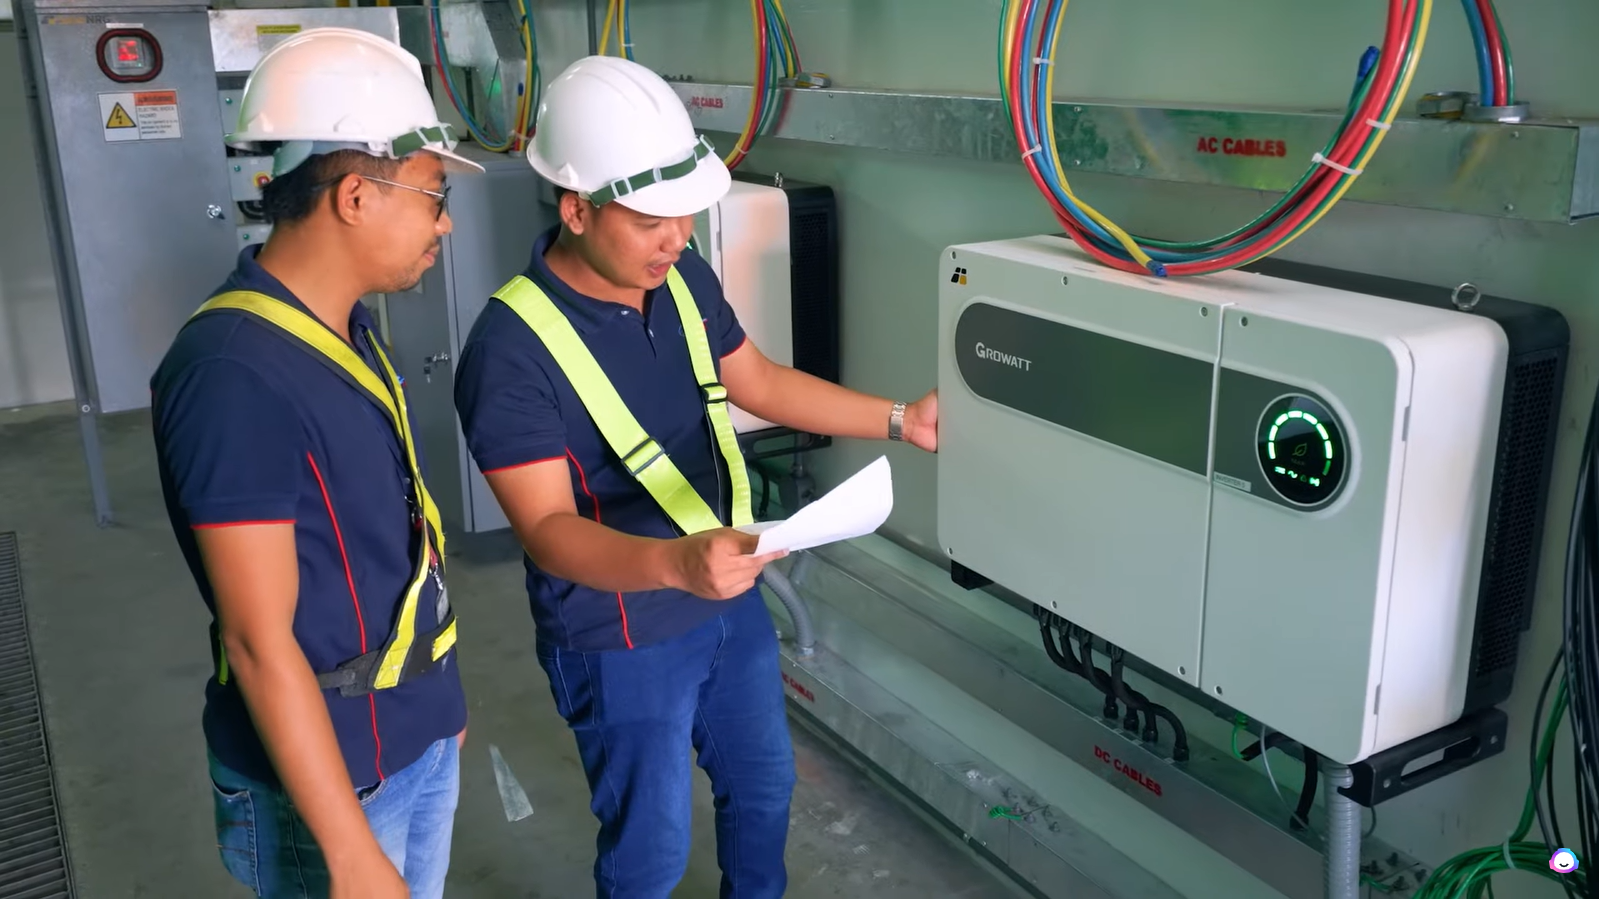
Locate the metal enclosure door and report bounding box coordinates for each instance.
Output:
[24,6,237,414]
[384,146,553,535]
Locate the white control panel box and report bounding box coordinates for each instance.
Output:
[936,235,1508,764]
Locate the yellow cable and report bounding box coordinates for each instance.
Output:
[517,4,534,146]
[1001,0,1021,104]
[599,0,617,56]
[771,0,796,76]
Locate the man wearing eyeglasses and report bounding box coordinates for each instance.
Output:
[149,28,479,899]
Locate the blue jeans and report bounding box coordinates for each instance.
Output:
[208,736,460,898]
[538,593,798,899]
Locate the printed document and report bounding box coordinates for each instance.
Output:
[737,455,894,555]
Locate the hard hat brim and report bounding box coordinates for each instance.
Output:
[422,145,486,174]
[609,154,732,218]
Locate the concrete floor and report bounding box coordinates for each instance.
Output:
[0,405,1020,898]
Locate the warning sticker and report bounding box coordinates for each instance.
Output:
[257,23,302,53]
[99,90,181,142]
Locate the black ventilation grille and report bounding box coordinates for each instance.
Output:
[1465,352,1562,706]
[0,532,76,898]
[787,202,840,384]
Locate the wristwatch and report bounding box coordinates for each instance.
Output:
[888,401,907,441]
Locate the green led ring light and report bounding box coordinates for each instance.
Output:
[1256,395,1348,508]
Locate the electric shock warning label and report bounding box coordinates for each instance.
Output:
[100,90,181,143]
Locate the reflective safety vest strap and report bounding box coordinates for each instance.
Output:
[193,291,446,559]
[491,274,752,535]
[193,290,454,696]
[665,268,753,529]
[317,610,459,698]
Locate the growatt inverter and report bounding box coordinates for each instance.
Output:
[936,235,1565,765]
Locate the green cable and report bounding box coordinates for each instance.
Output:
[1488,0,1515,105]
[1412,679,1585,898]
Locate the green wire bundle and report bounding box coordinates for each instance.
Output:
[1413,679,1586,898]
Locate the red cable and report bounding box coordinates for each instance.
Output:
[428,4,465,116]
[1475,0,1508,106]
[1168,0,1415,273]
[1016,0,1415,276]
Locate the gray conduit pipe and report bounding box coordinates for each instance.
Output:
[764,553,817,656]
[1323,761,1359,899]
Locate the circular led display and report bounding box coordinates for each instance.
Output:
[1256,394,1347,507]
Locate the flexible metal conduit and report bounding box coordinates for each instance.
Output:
[765,553,817,656]
[1323,762,1360,899]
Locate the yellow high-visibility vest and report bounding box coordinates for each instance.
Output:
[492,267,754,534]
[190,291,457,696]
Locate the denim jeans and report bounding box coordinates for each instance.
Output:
[538,593,798,899]
[208,735,460,898]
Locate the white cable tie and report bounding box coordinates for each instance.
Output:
[1312,152,1363,177]
[1032,56,1052,65]
[1502,839,1517,870]
[1366,118,1391,131]
[622,42,634,48]
[1022,144,1044,159]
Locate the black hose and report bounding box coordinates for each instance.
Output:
[1068,625,1123,722]
[1036,612,1081,676]
[1240,731,1293,761]
[756,467,772,518]
[1109,647,1190,762]
[1293,748,1319,831]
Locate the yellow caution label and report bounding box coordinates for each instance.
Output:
[255,24,301,35]
[104,103,135,129]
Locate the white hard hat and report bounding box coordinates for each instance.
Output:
[527,55,729,217]
[227,27,483,176]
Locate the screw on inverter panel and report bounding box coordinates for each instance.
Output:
[1061,276,1069,286]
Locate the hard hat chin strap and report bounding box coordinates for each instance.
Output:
[582,135,714,207]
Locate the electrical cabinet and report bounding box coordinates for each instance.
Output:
[382,145,556,535]
[20,0,238,416]
[692,172,839,438]
[936,235,1563,764]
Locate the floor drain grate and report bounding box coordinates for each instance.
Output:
[0,532,75,899]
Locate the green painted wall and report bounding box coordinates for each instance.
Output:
[514,2,1592,895]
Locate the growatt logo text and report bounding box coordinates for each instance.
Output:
[975,341,1032,372]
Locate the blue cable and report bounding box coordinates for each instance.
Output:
[430,0,509,147]
[1460,0,1495,104]
[1016,0,1382,271]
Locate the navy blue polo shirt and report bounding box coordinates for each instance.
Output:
[151,245,466,790]
[454,226,755,652]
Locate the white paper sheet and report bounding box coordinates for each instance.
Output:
[738,455,894,555]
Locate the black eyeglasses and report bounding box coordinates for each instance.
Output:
[363,176,450,220]
[316,174,450,220]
